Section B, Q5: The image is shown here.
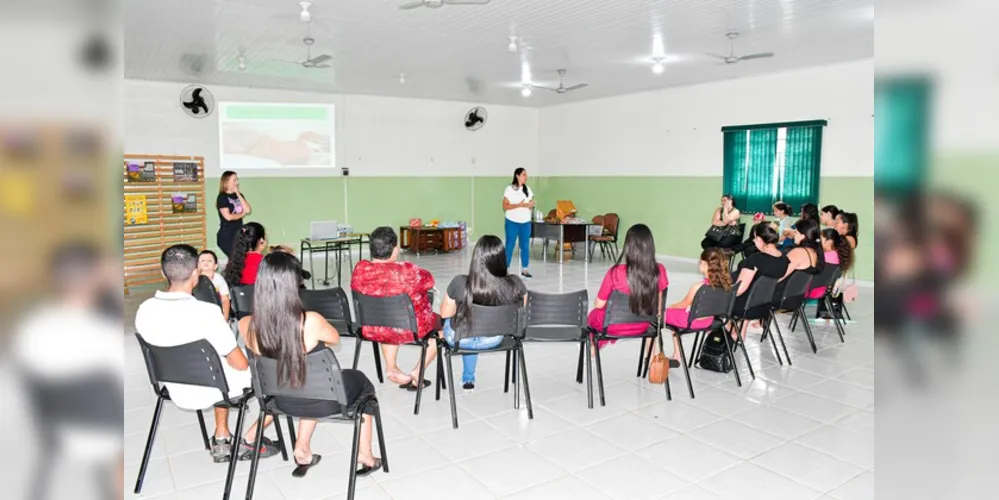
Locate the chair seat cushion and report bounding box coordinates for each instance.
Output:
[447,336,519,354]
[589,236,614,242]
[664,318,726,333]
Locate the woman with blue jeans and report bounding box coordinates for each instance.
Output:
[502,168,535,279]
[440,235,528,391]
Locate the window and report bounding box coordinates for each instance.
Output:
[722,120,827,214]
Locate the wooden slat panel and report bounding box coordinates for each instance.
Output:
[123,154,206,293]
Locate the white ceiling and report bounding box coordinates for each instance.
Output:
[124,0,874,107]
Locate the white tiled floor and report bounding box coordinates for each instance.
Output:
[123,249,874,500]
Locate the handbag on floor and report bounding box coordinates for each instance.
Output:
[647,353,669,384]
[696,330,733,373]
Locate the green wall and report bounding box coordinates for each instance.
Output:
[540,176,874,281]
[205,175,874,281]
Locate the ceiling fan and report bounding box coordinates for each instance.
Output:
[707,32,774,64]
[530,69,588,94]
[279,23,332,69]
[399,0,491,10]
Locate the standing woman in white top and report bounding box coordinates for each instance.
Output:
[502,168,536,279]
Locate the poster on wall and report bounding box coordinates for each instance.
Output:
[171,193,198,213]
[124,194,148,225]
[126,162,157,182]
[172,162,199,182]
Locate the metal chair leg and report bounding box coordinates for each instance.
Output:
[346,412,363,500]
[674,331,696,399]
[518,344,534,419]
[721,331,742,387]
[445,352,458,429]
[799,306,818,353]
[413,342,428,415]
[222,401,246,500]
[286,416,297,449]
[585,337,594,409]
[372,402,389,473]
[133,396,165,494]
[272,413,289,461]
[593,335,606,407]
[196,409,210,450]
[371,341,384,383]
[352,337,363,371]
[575,341,584,384]
[771,316,793,365]
[435,345,444,401]
[505,350,513,393]
[243,408,267,500]
[636,338,647,377]
[827,296,846,343]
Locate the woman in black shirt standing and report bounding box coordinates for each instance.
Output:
[216,170,252,258]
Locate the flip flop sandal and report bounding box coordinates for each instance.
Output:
[399,379,432,391]
[292,454,322,478]
[355,458,383,477]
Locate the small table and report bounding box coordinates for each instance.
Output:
[300,235,362,288]
[531,222,597,263]
[400,226,465,255]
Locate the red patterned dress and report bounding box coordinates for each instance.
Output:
[350,260,439,343]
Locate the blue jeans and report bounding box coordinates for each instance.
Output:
[442,319,503,384]
[505,219,532,270]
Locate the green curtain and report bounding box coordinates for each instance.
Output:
[722,130,748,203]
[875,78,929,197]
[781,126,822,210]
[743,128,777,213]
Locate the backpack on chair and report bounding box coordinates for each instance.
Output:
[696,330,733,373]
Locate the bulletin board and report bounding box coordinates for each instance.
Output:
[123,154,206,293]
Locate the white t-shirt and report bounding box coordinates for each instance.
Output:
[207,272,230,297]
[135,290,251,410]
[504,184,533,223]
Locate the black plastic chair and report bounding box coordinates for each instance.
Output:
[133,334,289,500]
[789,265,847,345]
[723,276,779,383]
[300,288,385,383]
[438,303,531,429]
[353,292,439,415]
[516,290,589,395]
[22,371,122,500]
[585,290,670,408]
[230,284,254,321]
[193,275,222,308]
[764,271,815,364]
[662,285,738,399]
[245,349,388,500]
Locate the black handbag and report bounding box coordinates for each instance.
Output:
[696,330,733,373]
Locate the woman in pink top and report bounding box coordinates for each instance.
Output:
[587,224,668,350]
[664,248,733,363]
[807,229,854,299]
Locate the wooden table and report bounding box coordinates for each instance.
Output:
[400,226,465,255]
[531,222,598,263]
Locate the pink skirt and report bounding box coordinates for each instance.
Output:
[806,287,826,300]
[664,307,714,331]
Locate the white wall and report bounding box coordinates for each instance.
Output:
[539,59,873,177]
[124,80,538,178]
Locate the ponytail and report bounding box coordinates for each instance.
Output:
[822,228,854,273]
[222,222,266,285]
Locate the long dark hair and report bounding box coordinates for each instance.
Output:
[821,228,853,273]
[453,235,523,337]
[247,252,307,389]
[800,203,819,222]
[839,212,859,242]
[613,224,659,316]
[511,167,530,198]
[222,222,266,285]
[794,218,825,268]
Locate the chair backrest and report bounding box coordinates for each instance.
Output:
[741,276,779,313]
[685,284,738,329]
[603,213,621,237]
[135,334,230,397]
[592,215,605,227]
[774,271,814,309]
[453,303,523,344]
[737,222,748,239]
[300,287,354,336]
[249,348,349,409]
[602,289,661,332]
[809,264,841,291]
[193,275,221,307]
[230,284,254,318]
[353,293,419,335]
[524,290,588,341]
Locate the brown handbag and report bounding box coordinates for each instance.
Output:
[648,352,669,384]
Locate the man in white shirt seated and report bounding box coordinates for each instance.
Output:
[135,244,278,463]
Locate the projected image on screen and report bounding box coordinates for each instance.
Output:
[219,103,335,169]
